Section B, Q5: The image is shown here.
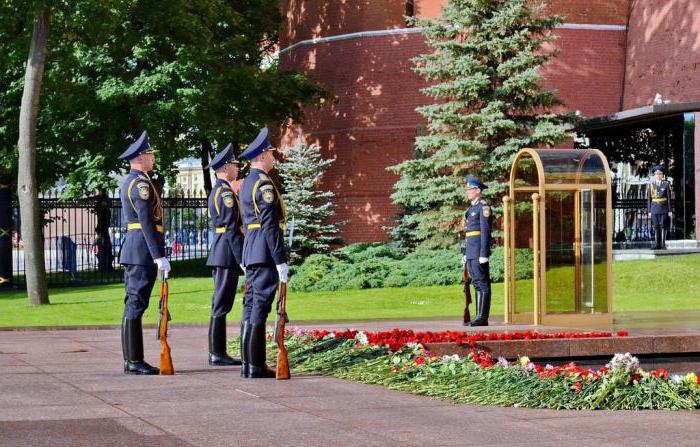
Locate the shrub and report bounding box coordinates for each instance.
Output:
[290,243,533,292]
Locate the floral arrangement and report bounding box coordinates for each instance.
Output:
[230,328,700,411]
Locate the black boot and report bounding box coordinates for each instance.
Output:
[208,316,241,366]
[247,323,275,378]
[467,292,482,327]
[240,321,250,377]
[123,317,159,375]
[469,291,491,327]
[660,228,667,250]
[654,227,662,249]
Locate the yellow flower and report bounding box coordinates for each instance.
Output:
[684,372,698,389]
[518,356,531,367]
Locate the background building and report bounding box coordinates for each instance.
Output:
[278,0,700,244]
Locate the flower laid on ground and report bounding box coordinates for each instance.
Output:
[236,327,700,412]
[294,328,625,352]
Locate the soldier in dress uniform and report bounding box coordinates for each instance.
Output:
[238,127,288,378]
[461,178,492,327]
[205,143,245,366]
[647,165,673,250]
[118,131,171,375]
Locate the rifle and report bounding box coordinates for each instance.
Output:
[157,271,174,375]
[463,264,472,325]
[274,215,295,380]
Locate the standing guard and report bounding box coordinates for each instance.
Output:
[205,143,244,366]
[239,128,288,379]
[647,165,672,250]
[118,131,171,375]
[462,178,492,327]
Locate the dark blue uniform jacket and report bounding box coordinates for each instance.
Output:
[240,168,287,266]
[464,199,491,260]
[647,180,672,214]
[119,169,165,266]
[206,178,244,268]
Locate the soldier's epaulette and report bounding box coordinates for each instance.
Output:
[259,173,269,181]
[480,199,488,205]
[138,174,149,181]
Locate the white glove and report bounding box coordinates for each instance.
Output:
[461,255,467,268]
[154,257,171,273]
[276,263,289,283]
[668,212,673,218]
[479,257,489,264]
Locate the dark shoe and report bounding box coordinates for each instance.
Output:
[247,323,275,378]
[468,319,489,327]
[240,321,250,377]
[123,317,159,375]
[208,316,241,366]
[124,360,160,375]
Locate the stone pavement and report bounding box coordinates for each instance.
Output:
[1,321,700,447]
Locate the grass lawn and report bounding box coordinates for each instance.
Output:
[1,255,699,328]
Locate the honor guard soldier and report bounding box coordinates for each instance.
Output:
[205,143,245,366]
[647,165,672,249]
[118,131,171,375]
[462,178,492,326]
[239,127,288,378]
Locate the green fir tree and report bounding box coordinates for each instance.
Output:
[389,0,576,249]
[278,141,343,264]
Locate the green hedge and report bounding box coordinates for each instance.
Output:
[290,243,533,292]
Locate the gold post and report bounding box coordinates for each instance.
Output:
[502,195,512,323]
[532,193,541,325]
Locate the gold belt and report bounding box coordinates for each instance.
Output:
[247,223,286,230]
[127,223,164,233]
[215,227,227,234]
[465,231,481,237]
[652,198,667,202]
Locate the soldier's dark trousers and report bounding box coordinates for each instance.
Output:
[208,267,241,366]
[241,265,278,378]
[211,267,239,317]
[652,213,668,249]
[121,264,159,375]
[123,264,158,319]
[241,265,279,325]
[467,259,491,324]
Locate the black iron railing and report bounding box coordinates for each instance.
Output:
[6,189,211,289]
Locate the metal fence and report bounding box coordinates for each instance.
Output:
[611,179,675,248]
[6,189,211,288]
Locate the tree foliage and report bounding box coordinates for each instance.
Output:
[389,0,576,249]
[0,0,330,196]
[277,141,343,264]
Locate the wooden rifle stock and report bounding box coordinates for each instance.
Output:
[275,282,290,380]
[463,266,472,325]
[158,273,174,375]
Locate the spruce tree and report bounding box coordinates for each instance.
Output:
[278,141,343,264]
[389,0,575,249]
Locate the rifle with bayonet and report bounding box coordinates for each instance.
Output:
[157,271,174,375]
[463,262,472,325]
[274,215,295,380]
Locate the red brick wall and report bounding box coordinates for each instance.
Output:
[416,0,630,24]
[279,1,631,242]
[541,29,627,117]
[280,33,429,242]
[280,0,408,48]
[623,0,700,108]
